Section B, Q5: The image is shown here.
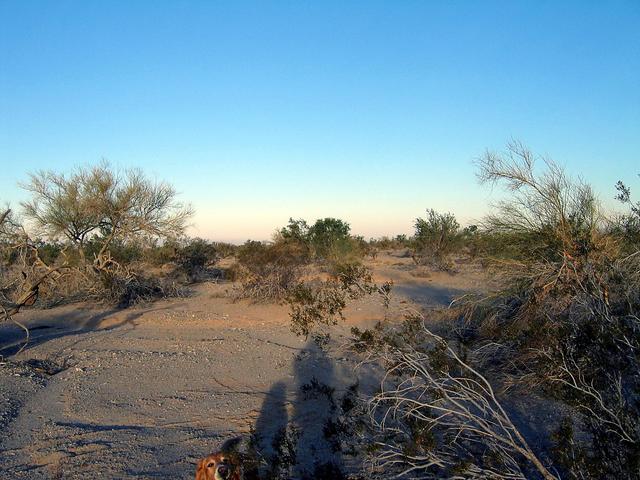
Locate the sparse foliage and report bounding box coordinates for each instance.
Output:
[19,163,193,305]
[614,176,640,245]
[235,240,307,302]
[412,209,461,270]
[21,162,193,269]
[461,144,640,478]
[476,141,603,262]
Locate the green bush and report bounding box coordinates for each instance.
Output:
[83,238,143,265]
[307,217,352,260]
[176,238,217,281]
[276,217,364,264]
[210,241,238,258]
[140,240,178,265]
[412,209,461,269]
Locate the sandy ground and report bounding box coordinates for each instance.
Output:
[0,252,488,479]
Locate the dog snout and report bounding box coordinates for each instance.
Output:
[217,464,229,478]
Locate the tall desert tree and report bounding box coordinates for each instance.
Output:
[21,163,193,267]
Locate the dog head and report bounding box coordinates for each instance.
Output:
[195,451,240,480]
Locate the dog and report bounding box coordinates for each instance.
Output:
[195,451,242,480]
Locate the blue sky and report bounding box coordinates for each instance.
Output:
[1,1,638,242]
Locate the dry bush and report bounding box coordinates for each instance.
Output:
[238,263,303,303]
[141,239,180,266]
[210,241,238,259]
[354,320,557,480]
[452,143,640,478]
[284,144,640,479]
[14,163,194,308]
[94,267,187,307]
[234,219,365,304]
[0,207,69,352]
[286,263,552,479]
[369,234,411,251]
[234,240,308,302]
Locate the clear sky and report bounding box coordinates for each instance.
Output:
[1,1,638,243]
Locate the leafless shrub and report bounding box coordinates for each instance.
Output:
[286,263,554,478]
[237,263,304,303]
[363,321,557,480]
[0,206,69,353]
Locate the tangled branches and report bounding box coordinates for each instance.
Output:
[1,208,68,353]
[286,260,552,478]
[367,323,556,480]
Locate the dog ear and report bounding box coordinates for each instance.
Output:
[220,436,242,453]
[195,458,207,480]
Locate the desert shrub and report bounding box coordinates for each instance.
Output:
[210,241,238,258]
[83,237,143,265]
[370,236,395,250]
[96,268,187,307]
[15,163,193,308]
[277,218,313,262]
[233,217,365,302]
[142,239,179,266]
[175,238,218,282]
[21,162,193,272]
[220,262,246,282]
[283,145,640,480]
[307,217,358,262]
[238,263,301,302]
[0,242,19,267]
[33,240,64,266]
[238,239,306,268]
[235,241,264,266]
[280,218,311,243]
[351,235,370,257]
[613,177,640,248]
[356,319,557,480]
[0,208,22,267]
[449,143,640,479]
[235,240,308,302]
[394,234,409,245]
[278,217,365,264]
[287,262,389,337]
[368,234,412,253]
[0,207,74,353]
[411,209,461,270]
[286,263,552,479]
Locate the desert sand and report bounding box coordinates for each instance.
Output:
[0,252,487,479]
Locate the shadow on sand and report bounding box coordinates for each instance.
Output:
[0,305,171,358]
[252,338,361,480]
